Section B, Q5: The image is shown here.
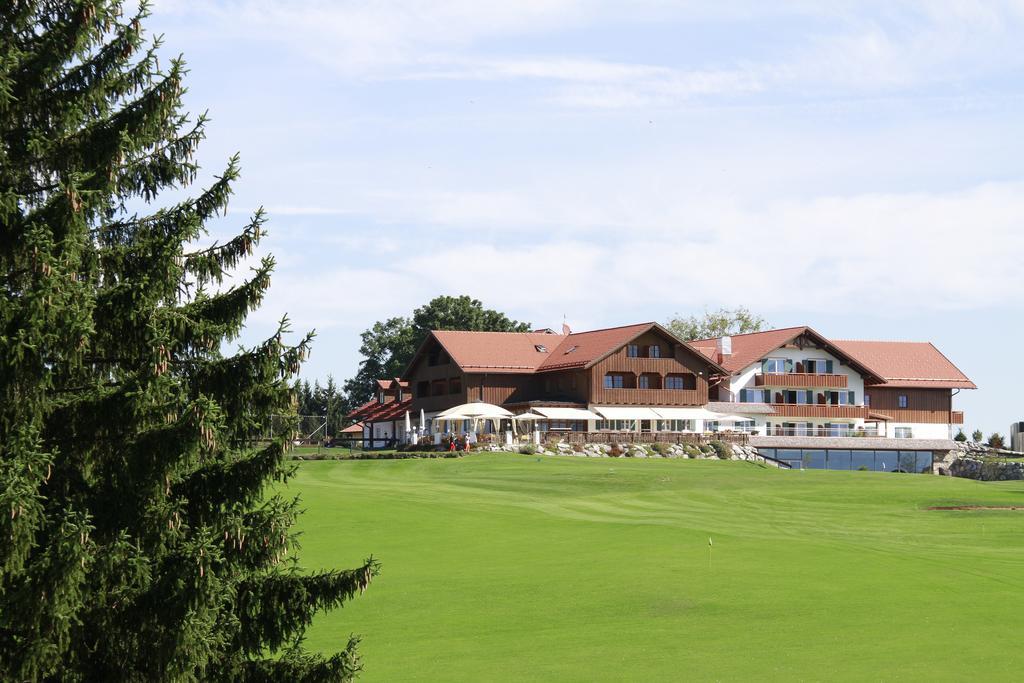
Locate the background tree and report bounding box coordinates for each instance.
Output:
[666,306,767,341]
[0,3,373,680]
[343,295,529,408]
[954,429,967,442]
[972,429,984,442]
[987,433,1006,449]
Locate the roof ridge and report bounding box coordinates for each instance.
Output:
[565,321,655,336]
[690,325,807,344]
[434,329,564,336]
[832,338,929,344]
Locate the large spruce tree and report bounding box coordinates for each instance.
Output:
[0,2,375,680]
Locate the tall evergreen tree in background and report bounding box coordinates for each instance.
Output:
[0,2,374,680]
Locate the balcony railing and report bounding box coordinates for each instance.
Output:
[754,373,848,388]
[768,404,868,419]
[761,426,882,438]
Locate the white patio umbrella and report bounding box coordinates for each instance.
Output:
[437,402,513,419]
[404,410,412,435]
[419,408,426,435]
[510,411,545,435]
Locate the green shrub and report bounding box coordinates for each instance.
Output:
[954,429,967,442]
[709,440,732,460]
[519,443,537,455]
[857,465,869,471]
[651,442,670,455]
[684,445,702,457]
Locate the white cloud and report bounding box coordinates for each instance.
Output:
[245,181,1024,342]
[153,0,1024,109]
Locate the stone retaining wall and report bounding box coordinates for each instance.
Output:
[947,456,1024,481]
[479,439,782,466]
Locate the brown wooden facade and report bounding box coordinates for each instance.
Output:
[585,330,709,406]
[405,327,716,414]
[865,387,961,424]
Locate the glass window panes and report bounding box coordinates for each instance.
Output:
[802,450,826,469]
[850,450,875,471]
[916,451,933,473]
[875,450,898,471]
[827,450,851,470]
[898,451,918,472]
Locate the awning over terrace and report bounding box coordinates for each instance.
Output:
[652,407,720,420]
[533,406,603,421]
[593,406,662,420]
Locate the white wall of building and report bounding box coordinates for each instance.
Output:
[881,422,951,440]
[727,347,866,402]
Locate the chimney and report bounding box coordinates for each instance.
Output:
[717,336,732,363]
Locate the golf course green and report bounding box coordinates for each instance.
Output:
[290,454,1024,681]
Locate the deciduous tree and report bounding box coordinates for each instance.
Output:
[666,306,767,341]
[0,2,374,679]
[343,295,528,408]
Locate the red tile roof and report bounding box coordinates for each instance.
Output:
[539,323,655,371]
[346,397,413,422]
[375,378,409,390]
[831,340,976,389]
[427,323,725,375]
[431,330,568,373]
[690,326,811,374]
[689,326,974,389]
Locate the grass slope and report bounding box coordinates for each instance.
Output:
[289,454,1024,681]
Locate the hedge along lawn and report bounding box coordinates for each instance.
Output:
[288,454,1024,681]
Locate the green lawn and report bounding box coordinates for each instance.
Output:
[288,454,1024,681]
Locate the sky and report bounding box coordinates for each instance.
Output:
[146,0,1024,436]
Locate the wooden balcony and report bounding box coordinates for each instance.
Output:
[596,388,703,406]
[951,411,964,425]
[755,373,848,388]
[769,404,868,419]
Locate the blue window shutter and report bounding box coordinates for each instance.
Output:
[849,390,855,404]
[826,360,834,374]
[761,360,769,373]
[785,359,794,373]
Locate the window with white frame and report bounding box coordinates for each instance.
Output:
[762,358,788,374]
[656,419,694,432]
[805,359,834,374]
[894,426,912,438]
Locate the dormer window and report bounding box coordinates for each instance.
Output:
[535,344,548,353]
